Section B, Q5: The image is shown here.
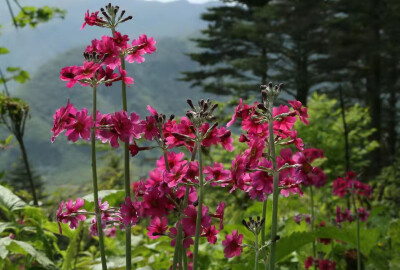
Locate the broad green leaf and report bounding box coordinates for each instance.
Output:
[4,135,12,145]
[61,222,83,270]
[0,222,16,234]
[6,67,20,72]
[0,185,26,211]
[42,221,75,238]
[0,237,55,268]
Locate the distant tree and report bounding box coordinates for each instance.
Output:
[181,0,277,98]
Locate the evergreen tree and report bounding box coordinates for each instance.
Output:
[181,0,277,98]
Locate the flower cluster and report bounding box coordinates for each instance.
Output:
[305,256,336,270]
[227,96,325,202]
[333,171,372,198]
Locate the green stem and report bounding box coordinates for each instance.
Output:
[310,186,316,259]
[261,200,268,269]
[172,223,182,270]
[121,55,132,270]
[268,100,279,270]
[192,141,204,270]
[255,233,259,270]
[91,85,107,270]
[182,243,188,270]
[18,138,38,206]
[351,190,361,270]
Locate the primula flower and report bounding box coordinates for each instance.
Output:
[156,152,187,171]
[51,100,77,142]
[126,46,146,63]
[65,108,92,142]
[112,31,130,50]
[358,207,370,222]
[60,65,82,88]
[304,256,314,269]
[222,230,243,258]
[97,35,121,68]
[81,10,104,29]
[120,197,138,226]
[202,225,219,244]
[107,111,133,147]
[230,154,250,192]
[57,198,87,234]
[147,216,168,239]
[203,162,231,187]
[318,259,336,270]
[75,61,101,81]
[98,66,119,86]
[141,116,159,141]
[169,226,194,248]
[214,202,225,230]
[289,100,309,125]
[141,188,171,218]
[118,66,134,85]
[181,205,211,236]
[273,105,297,131]
[132,34,156,54]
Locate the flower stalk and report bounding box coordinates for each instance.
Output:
[267,93,279,270]
[192,140,205,270]
[310,185,316,269]
[91,85,108,270]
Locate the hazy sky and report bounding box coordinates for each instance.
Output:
[145,0,216,3]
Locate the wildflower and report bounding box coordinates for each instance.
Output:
[304,256,314,269]
[81,10,104,29]
[118,66,134,85]
[65,108,92,142]
[203,162,231,187]
[289,100,309,125]
[60,65,82,88]
[132,34,156,54]
[147,216,168,239]
[112,31,130,50]
[202,225,219,244]
[214,202,225,230]
[120,197,138,226]
[181,205,211,236]
[273,105,297,131]
[57,198,87,234]
[358,207,370,222]
[51,101,77,142]
[222,230,243,258]
[75,61,101,80]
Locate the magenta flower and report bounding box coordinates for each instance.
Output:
[222,230,243,258]
[112,31,130,50]
[81,10,104,29]
[51,100,77,142]
[141,116,159,141]
[203,162,231,187]
[132,34,156,54]
[57,198,87,234]
[304,256,314,269]
[98,66,119,86]
[65,108,92,142]
[118,66,134,85]
[126,47,146,64]
[181,205,211,236]
[147,216,168,239]
[120,197,138,226]
[141,188,170,218]
[214,202,225,230]
[156,152,186,171]
[202,225,219,244]
[75,61,101,80]
[358,207,370,222]
[169,226,194,248]
[273,105,297,131]
[289,100,309,125]
[60,65,82,88]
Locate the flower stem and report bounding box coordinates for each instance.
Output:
[120,55,132,270]
[268,99,279,270]
[254,232,259,270]
[351,190,361,270]
[310,185,316,270]
[192,141,204,270]
[261,200,268,269]
[172,223,182,270]
[91,85,107,270]
[182,243,188,270]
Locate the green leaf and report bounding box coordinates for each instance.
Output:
[0,238,56,268]
[42,221,75,238]
[0,185,26,212]
[13,70,30,83]
[276,231,314,262]
[4,135,12,145]
[6,67,20,72]
[61,222,83,270]
[0,222,16,234]
[0,47,9,55]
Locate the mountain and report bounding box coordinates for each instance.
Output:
[0,0,222,189]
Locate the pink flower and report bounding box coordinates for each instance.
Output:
[132,34,156,54]
[98,66,119,86]
[304,256,314,269]
[141,188,170,218]
[169,226,194,248]
[57,198,87,233]
[108,111,133,147]
[120,197,138,226]
[141,116,159,141]
[217,127,234,151]
[118,66,134,85]
[181,205,211,236]
[273,105,297,131]
[202,225,219,244]
[222,230,243,258]
[156,152,187,171]
[318,259,336,270]
[147,216,168,239]
[97,35,121,68]
[105,227,117,237]
[358,207,370,222]
[203,162,230,187]
[230,154,250,192]
[51,101,77,142]
[289,100,309,125]
[65,108,92,142]
[125,47,146,63]
[112,31,130,50]
[214,202,225,230]
[81,10,103,29]
[164,164,189,187]
[249,159,273,201]
[60,65,82,88]
[75,61,101,80]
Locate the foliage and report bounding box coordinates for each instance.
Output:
[296,93,379,177]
